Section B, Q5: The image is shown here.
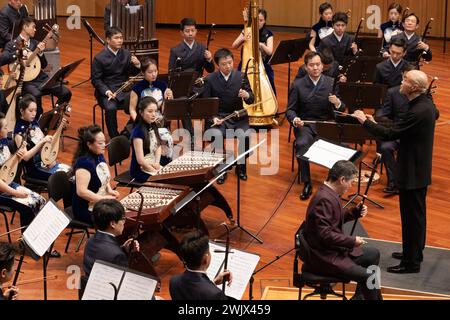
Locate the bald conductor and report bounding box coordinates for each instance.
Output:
[352,70,438,274]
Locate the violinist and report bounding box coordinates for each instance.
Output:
[308,2,334,52]
[0,112,45,231]
[0,242,19,300]
[201,48,254,184]
[232,8,276,95]
[72,125,119,225]
[287,52,345,201]
[379,3,404,56]
[92,26,141,138]
[169,231,233,300]
[382,13,432,68]
[318,12,358,66]
[130,96,171,183]
[3,17,72,118]
[14,94,71,181]
[83,199,139,277]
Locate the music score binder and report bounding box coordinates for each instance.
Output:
[302,139,363,169]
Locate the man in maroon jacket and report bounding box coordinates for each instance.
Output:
[301,160,382,300]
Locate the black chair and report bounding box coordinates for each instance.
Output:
[294,228,349,300]
[93,95,130,134]
[0,204,15,243]
[47,171,94,253]
[107,135,138,191]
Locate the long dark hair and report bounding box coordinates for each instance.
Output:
[18,94,37,119]
[135,96,162,151]
[72,124,103,167]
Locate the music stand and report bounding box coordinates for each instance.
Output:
[72,19,105,88]
[315,123,384,208]
[343,56,384,83]
[339,82,388,113]
[356,36,383,57]
[164,97,219,120]
[167,70,198,98]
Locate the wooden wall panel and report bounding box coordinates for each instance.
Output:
[205,0,247,25]
[156,0,205,24]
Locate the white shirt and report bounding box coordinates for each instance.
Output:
[184,40,195,50]
[221,71,231,82]
[334,32,344,42]
[97,230,116,238]
[405,32,415,41]
[107,45,119,56]
[186,267,208,275]
[390,58,402,68]
[309,75,321,86]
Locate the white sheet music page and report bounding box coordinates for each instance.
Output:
[207,242,260,300]
[303,139,357,169]
[82,262,125,300]
[117,272,157,300]
[22,200,70,257]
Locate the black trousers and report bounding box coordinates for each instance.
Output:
[23,82,72,119]
[399,187,427,267]
[377,140,399,186]
[294,125,316,183]
[341,246,383,300]
[97,93,127,138]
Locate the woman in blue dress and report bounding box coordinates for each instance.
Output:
[379,3,404,58]
[0,112,45,230]
[309,2,334,52]
[129,96,163,183]
[232,8,276,95]
[13,94,71,181]
[72,124,119,225]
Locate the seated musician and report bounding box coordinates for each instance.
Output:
[201,48,254,184]
[103,0,138,32]
[232,9,276,95]
[14,94,71,181]
[374,38,409,88]
[130,96,166,183]
[3,17,72,118]
[287,52,345,201]
[92,26,141,138]
[0,0,28,49]
[169,231,233,300]
[382,13,432,68]
[296,48,342,80]
[0,112,45,231]
[0,242,19,300]
[308,2,334,52]
[374,64,415,194]
[83,199,139,277]
[72,124,119,225]
[300,160,382,300]
[379,3,404,55]
[318,12,358,66]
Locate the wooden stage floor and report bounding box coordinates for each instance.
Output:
[1,18,450,300]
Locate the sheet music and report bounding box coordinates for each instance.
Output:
[22,200,70,257]
[207,242,260,300]
[82,262,124,300]
[117,272,157,300]
[303,139,357,169]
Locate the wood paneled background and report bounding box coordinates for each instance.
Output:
[0,0,449,36]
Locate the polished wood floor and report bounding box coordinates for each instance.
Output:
[1,18,450,300]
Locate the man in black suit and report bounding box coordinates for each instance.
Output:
[296,48,342,80]
[382,13,432,68]
[374,38,409,88]
[0,0,28,49]
[353,70,438,273]
[169,231,233,300]
[103,0,139,32]
[318,12,358,66]
[300,160,382,300]
[201,48,254,183]
[83,199,139,277]
[3,17,72,118]
[0,242,19,300]
[92,26,141,138]
[287,51,345,201]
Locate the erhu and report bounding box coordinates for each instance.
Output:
[213,223,232,293]
[417,18,434,66]
[241,0,278,126]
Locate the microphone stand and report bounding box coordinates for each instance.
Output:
[248,247,296,300]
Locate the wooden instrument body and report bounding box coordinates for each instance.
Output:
[0,141,27,185]
[40,103,70,166]
[241,0,278,126]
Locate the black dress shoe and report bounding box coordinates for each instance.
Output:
[392,252,403,260]
[239,171,248,181]
[383,184,399,194]
[217,172,227,185]
[300,183,312,201]
[387,264,420,274]
[49,250,61,258]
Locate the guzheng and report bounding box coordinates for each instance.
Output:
[120,183,191,226]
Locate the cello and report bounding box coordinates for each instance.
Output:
[241,1,278,126]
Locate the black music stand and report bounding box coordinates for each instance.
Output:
[72,19,105,88]
[339,82,388,113]
[343,56,384,83]
[315,123,384,209]
[356,36,383,57]
[167,70,198,99]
